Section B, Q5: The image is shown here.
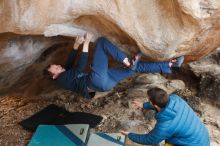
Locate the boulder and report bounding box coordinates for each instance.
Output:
[126,73,185,98]
[189,48,220,106]
[0,0,220,59]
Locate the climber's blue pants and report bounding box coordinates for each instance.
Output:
[87,37,171,92]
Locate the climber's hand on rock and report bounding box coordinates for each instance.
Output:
[73,36,84,49]
[84,32,93,43]
[76,36,84,45]
[82,32,93,52]
[131,100,143,109]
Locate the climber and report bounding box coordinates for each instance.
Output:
[119,87,210,146]
[44,32,184,99]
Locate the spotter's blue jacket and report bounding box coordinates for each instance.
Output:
[128,94,210,146]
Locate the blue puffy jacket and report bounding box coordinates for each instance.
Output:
[128,94,210,146]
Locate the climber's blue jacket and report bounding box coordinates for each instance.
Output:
[56,49,91,99]
[128,94,210,146]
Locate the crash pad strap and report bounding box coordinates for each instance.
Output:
[96,133,124,146]
[55,125,84,146]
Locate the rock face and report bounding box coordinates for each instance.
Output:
[126,73,185,98]
[0,0,220,59]
[189,48,220,106]
[0,34,70,93]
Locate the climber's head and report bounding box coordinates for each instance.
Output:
[44,64,65,79]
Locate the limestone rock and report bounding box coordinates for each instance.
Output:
[0,0,220,59]
[134,73,167,84]
[0,34,69,93]
[126,73,185,98]
[189,49,220,106]
[165,80,186,91]
[189,48,220,77]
